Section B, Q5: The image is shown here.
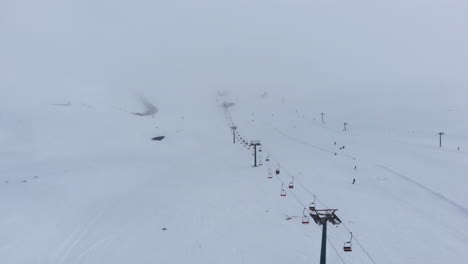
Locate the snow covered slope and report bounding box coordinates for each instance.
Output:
[1,87,467,264]
[227,88,468,263]
[2,0,468,263]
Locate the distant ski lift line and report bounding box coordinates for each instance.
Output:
[225,113,336,236]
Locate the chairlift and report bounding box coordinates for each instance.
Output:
[259,146,263,152]
[309,195,316,211]
[268,172,273,179]
[288,177,294,189]
[281,184,286,197]
[266,156,270,162]
[343,232,353,252]
[302,208,310,224]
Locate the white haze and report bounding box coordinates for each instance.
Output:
[1,0,468,263]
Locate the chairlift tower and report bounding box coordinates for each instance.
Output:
[230,126,237,144]
[438,132,444,148]
[309,209,342,264]
[250,140,262,167]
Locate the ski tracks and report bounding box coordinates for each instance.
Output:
[54,211,105,264]
[377,165,468,217]
[73,236,115,263]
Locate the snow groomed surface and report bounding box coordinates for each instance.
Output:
[1,88,467,263]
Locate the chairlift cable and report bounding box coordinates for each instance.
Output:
[225,110,376,264]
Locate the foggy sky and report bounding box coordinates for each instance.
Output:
[1,0,467,101]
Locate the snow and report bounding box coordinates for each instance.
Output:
[2,0,468,263]
[1,87,467,264]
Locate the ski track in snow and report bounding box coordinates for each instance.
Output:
[73,236,115,264]
[54,211,104,264]
[377,165,468,217]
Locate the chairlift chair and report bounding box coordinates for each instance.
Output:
[309,195,316,211]
[288,177,294,189]
[343,232,353,252]
[309,203,315,211]
[302,208,310,224]
[344,242,352,252]
[280,184,286,197]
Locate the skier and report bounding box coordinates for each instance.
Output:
[352,178,356,184]
[354,166,357,170]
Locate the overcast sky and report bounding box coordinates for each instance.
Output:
[1,0,467,104]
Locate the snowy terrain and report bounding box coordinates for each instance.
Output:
[1,87,467,264]
[2,0,468,263]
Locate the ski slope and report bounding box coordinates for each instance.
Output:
[2,0,468,263]
[1,88,467,264]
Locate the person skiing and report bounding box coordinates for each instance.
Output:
[352,178,356,184]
